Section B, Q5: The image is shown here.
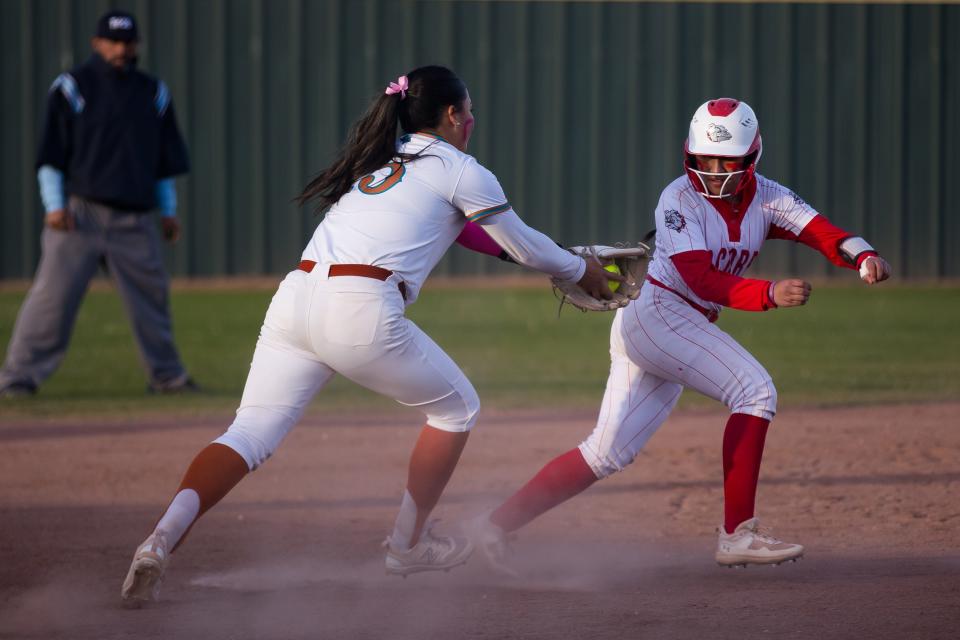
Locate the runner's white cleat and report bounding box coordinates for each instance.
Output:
[121,531,170,607]
[715,517,804,567]
[384,522,474,577]
[466,514,519,577]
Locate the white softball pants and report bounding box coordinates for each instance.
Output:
[579,283,777,478]
[215,267,480,470]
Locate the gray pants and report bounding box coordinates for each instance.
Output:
[0,196,187,391]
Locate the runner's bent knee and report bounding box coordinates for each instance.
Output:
[728,373,777,420]
[577,440,635,479]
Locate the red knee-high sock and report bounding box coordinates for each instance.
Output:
[490,448,599,533]
[722,413,770,534]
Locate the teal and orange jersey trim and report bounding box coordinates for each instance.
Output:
[467,202,512,222]
[414,130,448,143]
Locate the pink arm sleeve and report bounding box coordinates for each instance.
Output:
[455,221,505,258]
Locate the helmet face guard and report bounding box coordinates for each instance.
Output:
[684,149,761,199]
[683,98,762,199]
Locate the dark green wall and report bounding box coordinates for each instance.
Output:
[2,1,957,279]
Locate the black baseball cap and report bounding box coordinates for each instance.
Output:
[95,11,139,42]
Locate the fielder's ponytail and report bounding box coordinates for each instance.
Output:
[297,65,468,212]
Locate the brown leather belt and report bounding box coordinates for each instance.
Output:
[645,275,718,323]
[298,260,407,299]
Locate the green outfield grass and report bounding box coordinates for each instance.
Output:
[0,282,957,419]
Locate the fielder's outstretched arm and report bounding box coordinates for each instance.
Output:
[475,210,584,283]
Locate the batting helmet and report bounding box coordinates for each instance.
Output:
[684,98,762,198]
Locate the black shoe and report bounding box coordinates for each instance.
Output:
[0,382,38,399]
[147,375,201,394]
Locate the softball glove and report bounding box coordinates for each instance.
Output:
[552,243,651,312]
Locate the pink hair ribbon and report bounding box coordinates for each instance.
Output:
[385,75,409,99]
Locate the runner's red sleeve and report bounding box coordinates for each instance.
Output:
[670,251,776,312]
[768,214,877,269]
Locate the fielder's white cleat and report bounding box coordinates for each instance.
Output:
[384,522,474,577]
[715,517,804,568]
[121,530,170,607]
[466,513,519,578]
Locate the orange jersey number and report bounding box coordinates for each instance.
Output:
[358,162,405,195]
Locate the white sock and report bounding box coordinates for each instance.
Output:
[389,489,418,551]
[154,488,201,548]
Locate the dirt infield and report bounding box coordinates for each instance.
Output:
[1,402,958,639]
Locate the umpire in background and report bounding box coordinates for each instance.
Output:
[0,11,197,398]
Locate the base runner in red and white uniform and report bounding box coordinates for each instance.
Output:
[470,97,891,571]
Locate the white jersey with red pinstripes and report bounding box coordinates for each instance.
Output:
[646,173,820,315]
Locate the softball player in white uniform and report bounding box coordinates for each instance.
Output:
[120,65,618,606]
[471,98,891,570]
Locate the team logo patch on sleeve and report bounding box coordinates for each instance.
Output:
[706,123,732,142]
[664,209,686,232]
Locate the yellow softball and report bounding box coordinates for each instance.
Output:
[604,263,621,293]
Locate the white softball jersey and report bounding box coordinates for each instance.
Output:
[647,174,819,316]
[579,174,816,478]
[302,132,581,304]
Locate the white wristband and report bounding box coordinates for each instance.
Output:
[839,236,875,265]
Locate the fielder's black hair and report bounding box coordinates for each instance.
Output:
[296,65,468,212]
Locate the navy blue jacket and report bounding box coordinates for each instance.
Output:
[35,54,190,212]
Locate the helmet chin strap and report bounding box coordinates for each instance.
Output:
[689,168,746,199]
